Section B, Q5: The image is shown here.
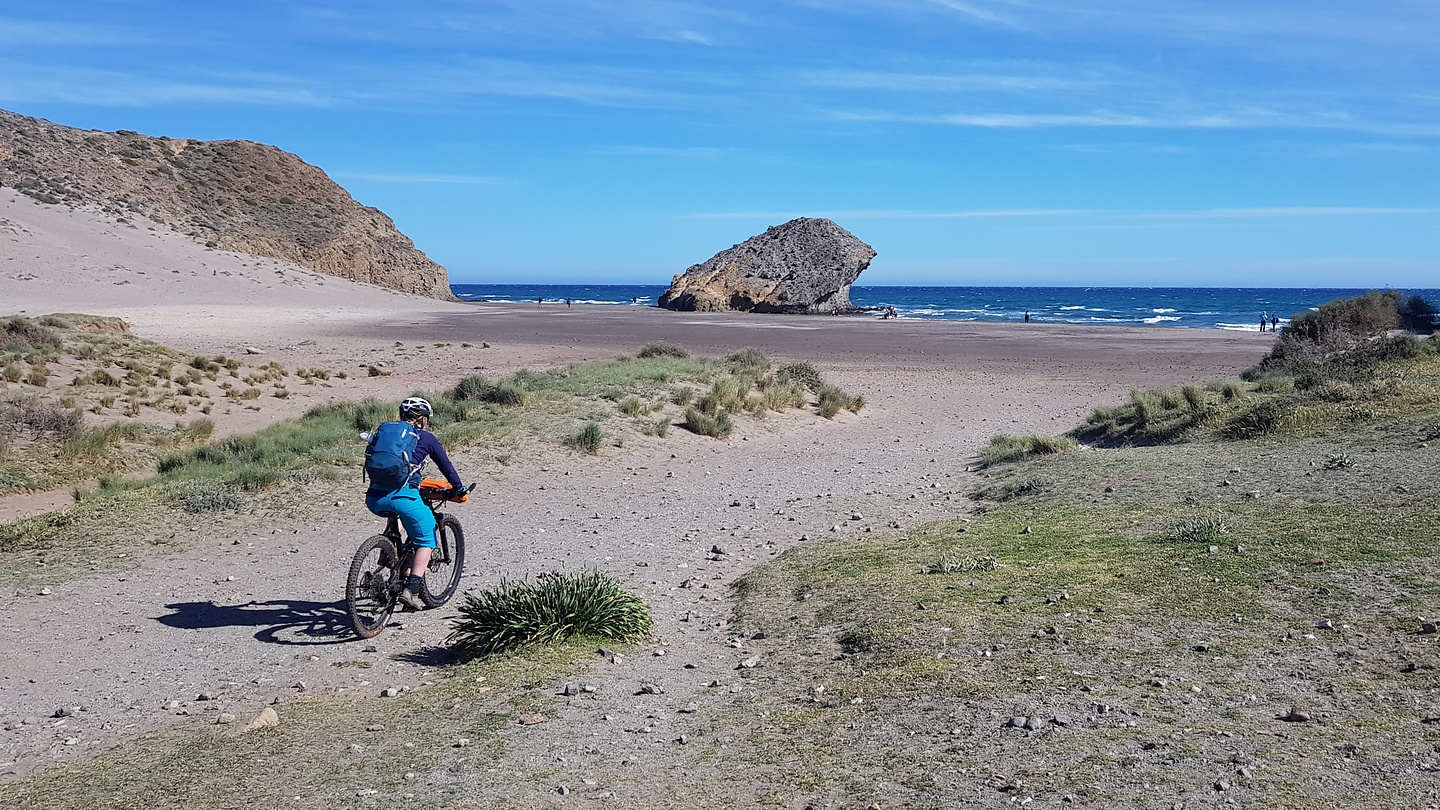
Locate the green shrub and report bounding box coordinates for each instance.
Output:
[671,387,696,407]
[1,364,21,383]
[1,317,62,351]
[776,362,824,392]
[447,571,652,658]
[638,342,689,359]
[26,365,50,387]
[683,406,733,438]
[617,397,644,417]
[566,422,603,454]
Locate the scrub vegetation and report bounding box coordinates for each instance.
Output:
[0,329,862,584]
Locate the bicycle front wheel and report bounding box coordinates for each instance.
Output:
[347,534,399,638]
[421,514,466,607]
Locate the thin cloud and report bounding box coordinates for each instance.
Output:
[0,74,329,108]
[1175,206,1440,218]
[0,17,148,46]
[682,206,1440,220]
[681,208,1101,220]
[801,68,1102,94]
[926,0,1014,25]
[830,107,1440,136]
[331,172,515,185]
[592,145,744,159]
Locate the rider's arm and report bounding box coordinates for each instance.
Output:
[416,431,463,489]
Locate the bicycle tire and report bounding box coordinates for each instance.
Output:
[347,534,400,638]
[421,514,466,607]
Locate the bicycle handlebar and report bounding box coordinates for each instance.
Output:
[417,480,475,503]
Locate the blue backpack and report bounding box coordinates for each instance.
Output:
[364,421,420,491]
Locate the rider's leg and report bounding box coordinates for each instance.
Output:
[410,547,433,578]
[379,489,438,608]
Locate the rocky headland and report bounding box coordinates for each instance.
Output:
[658,217,875,313]
[0,108,451,299]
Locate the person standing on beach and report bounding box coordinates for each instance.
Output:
[1271,313,1280,332]
[1025,311,1030,323]
[1261,311,1268,331]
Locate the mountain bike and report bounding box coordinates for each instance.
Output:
[346,479,474,639]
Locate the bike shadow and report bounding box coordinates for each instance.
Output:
[156,599,356,645]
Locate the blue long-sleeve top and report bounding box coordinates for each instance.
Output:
[366,428,463,495]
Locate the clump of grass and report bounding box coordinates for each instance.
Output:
[640,418,670,438]
[2,364,21,384]
[977,434,1077,468]
[924,554,999,574]
[0,510,75,553]
[638,342,689,359]
[760,380,806,412]
[617,396,645,417]
[1323,452,1355,469]
[974,475,1051,501]
[565,422,603,454]
[816,385,865,419]
[446,570,652,658]
[58,424,145,457]
[0,398,82,439]
[179,482,246,513]
[1166,517,1229,544]
[683,406,733,439]
[452,374,525,406]
[726,347,770,372]
[671,387,696,406]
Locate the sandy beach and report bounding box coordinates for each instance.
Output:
[0,191,1272,787]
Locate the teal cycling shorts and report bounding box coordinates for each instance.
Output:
[365,488,438,549]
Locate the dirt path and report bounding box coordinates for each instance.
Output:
[0,313,1268,780]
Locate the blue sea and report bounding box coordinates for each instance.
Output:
[450,285,1440,332]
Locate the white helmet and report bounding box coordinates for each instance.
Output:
[399,396,433,420]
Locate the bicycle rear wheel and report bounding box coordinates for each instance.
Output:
[421,514,466,607]
[347,534,400,638]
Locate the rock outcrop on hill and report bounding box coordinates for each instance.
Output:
[0,108,452,299]
[658,218,875,314]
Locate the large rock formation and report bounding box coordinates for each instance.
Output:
[659,218,875,313]
[0,108,452,299]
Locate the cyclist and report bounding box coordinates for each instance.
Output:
[364,396,464,611]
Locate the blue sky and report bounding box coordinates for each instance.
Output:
[2,1,1437,287]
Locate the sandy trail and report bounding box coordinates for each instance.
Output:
[0,190,1272,780]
